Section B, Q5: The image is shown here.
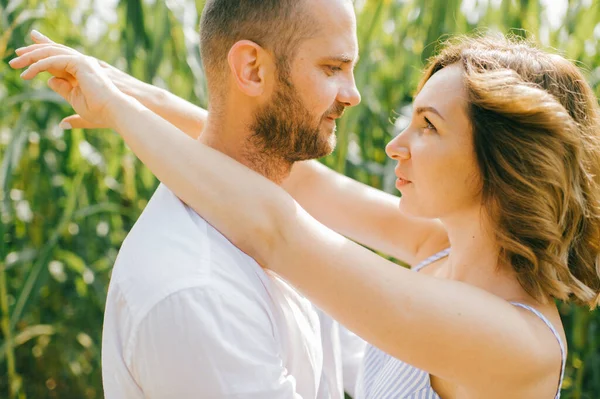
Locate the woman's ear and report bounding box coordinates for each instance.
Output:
[227,40,272,97]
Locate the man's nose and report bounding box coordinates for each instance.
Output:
[338,76,361,108]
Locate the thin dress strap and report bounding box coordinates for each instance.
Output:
[413,248,565,398]
[412,248,451,273]
[510,302,566,399]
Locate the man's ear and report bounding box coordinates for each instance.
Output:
[227,40,272,97]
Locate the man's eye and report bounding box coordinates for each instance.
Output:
[325,65,343,74]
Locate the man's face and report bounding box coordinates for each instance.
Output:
[250,0,361,162]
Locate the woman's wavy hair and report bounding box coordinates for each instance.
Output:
[418,34,600,308]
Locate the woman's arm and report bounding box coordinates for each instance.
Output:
[113,82,207,139]
[23,30,207,139]
[24,32,445,263]
[66,62,208,139]
[14,47,550,393]
[104,95,549,392]
[283,161,449,265]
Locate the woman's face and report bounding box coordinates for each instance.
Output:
[386,64,482,219]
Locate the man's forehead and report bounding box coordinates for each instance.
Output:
[303,21,359,59]
[300,34,359,64]
[294,0,358,61]
[306,0,357,31]
[304,0,355,11]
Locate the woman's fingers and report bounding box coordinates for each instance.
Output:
[47,77,74,102]
[31,30,54,44]
[10,46,77,69]
[15,44,48,56]
[59,114,105,130]
[20,55,81,80]
[15,43,75,57]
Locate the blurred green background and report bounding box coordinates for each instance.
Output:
[1,0,599,398]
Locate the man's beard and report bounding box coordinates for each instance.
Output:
[248,74,345,167]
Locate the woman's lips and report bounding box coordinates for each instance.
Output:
[395,177,412,188]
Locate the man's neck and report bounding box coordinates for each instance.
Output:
[198,117,293,185]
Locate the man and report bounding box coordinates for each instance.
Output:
[17,0,364,397]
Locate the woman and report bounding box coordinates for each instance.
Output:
[11,33,600,398]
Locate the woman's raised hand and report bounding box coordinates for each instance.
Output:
[9,31,124,128]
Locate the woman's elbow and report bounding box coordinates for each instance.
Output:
[249,194,298,267]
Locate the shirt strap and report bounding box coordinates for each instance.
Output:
[412,248,451,273]
[510,302,566,399]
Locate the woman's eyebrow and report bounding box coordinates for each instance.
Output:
[415,106,445,121]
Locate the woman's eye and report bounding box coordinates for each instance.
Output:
[424,117,437,132]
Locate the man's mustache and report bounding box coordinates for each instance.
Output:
[326,102,347,119]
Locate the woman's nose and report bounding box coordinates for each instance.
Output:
[385,135,411,161]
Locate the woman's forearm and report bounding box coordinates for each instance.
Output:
[129,83,207,139]
[283,161,448,264]
[107,92,288,265]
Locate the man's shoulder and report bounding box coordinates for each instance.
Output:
[125,183,211,241]
[106,184,274,324]
[113,183,259,279]
[109,184,211,285]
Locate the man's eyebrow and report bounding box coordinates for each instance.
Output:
[415,106,445,121]
[324,54,360,66]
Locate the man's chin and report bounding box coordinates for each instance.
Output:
[313,126,336,157]
[294,138,336,162]
[327,132,337,153]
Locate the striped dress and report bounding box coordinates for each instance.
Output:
[355,248,566,399]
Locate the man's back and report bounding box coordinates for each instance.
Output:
[102,184,325,398]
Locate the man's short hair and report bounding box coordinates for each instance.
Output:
[200,0,315,94]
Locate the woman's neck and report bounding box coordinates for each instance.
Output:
[440,207,526,301]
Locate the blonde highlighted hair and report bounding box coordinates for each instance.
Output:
[419,34,600,308]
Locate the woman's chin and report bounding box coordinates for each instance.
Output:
[398,199,417,216]
[398,199,435,219]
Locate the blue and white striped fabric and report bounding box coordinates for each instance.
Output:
[357,344,441,399]
[510,302,566,399]
[411,248,451,273]
[356,248,566,399]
